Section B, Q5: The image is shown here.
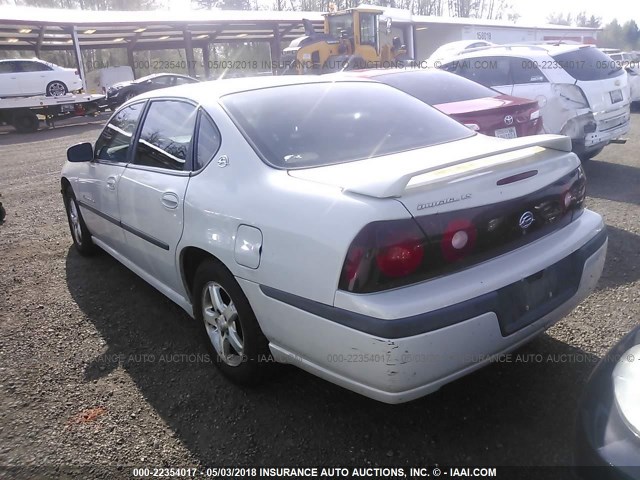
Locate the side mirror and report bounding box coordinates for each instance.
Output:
[67,142,93,162]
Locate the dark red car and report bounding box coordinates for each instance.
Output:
[347,69,542,139]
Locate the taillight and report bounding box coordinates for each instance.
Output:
[567,165,587,213]
[339,219,428,293]
[375,226,424,278]
[339,167,586,294]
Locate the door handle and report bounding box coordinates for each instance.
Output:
[106,176,117,190]
[161,192,179,210]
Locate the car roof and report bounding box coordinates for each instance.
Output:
[0,58,48,62]
[141,73,194,79]
[441,43,595,61]
[132,75,374,103]
[337,67,455,79]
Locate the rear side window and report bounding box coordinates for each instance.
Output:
[19,61,52,72]
[552,47,625,81]
[133,100,197,171]
[376,70,499,105]
[174,77,196,86]
[95,103,144,162]
[221,82,474,169]
[195,113,221,170]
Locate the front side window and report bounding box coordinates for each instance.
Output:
[222,82,474,169]
[133,100,197,171]
[95,103,144,162]
[359,13,377,47]
[327,13,353,39]
[457,56,511,87]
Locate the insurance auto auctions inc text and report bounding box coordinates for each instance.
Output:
[256,467,497,478]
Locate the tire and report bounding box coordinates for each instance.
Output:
[11,110,39,133]
[0,202,5,223]
[193,259,271,385]
[63,187,99,256]
[46,81,68,97]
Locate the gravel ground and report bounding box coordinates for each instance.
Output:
[0,113,638,478]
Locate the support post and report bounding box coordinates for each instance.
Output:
[69,27,87,93]
[183,29,196,78]
[202,43,211,79]
[271,24,282,74]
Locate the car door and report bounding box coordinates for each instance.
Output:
[19,61,54,95]
[117,99,199,294]
[0,61,21,97]
[74,102,145,253]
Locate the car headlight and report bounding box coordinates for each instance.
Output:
[612,344,640,438]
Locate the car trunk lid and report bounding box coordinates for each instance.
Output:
[436,95,540,138]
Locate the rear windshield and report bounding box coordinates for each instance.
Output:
[221,82,474,169]
[552,47,625,81]
[375,70,500,105]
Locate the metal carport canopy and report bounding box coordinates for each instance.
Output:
[0,7,329,80]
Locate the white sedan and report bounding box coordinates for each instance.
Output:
[0,58,82,97]
[61,76,607,403]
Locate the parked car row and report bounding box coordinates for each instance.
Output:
[434,43,631,161]
[600,49,640,104]
[0,57,200,109]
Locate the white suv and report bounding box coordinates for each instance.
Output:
[439,44,631,160]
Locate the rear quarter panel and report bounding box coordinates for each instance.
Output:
[179,101,411,306]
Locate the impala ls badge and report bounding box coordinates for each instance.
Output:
[519,211,534,230]
[504,115,514,125]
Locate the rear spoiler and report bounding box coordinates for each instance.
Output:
[344,135,572,198]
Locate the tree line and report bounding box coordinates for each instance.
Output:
[546,12,640,51]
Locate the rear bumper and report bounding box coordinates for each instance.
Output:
[583,108,631,150]
[241,210,607,403]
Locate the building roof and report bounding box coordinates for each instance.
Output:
[0,5,600,52]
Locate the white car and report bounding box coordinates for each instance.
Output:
[427,40,495,65]
[440,44,631,160]
[61,77,607,404]
[601,49,640,103]
[0,58,82,98]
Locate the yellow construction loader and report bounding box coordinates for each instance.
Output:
[280,6,412,74]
